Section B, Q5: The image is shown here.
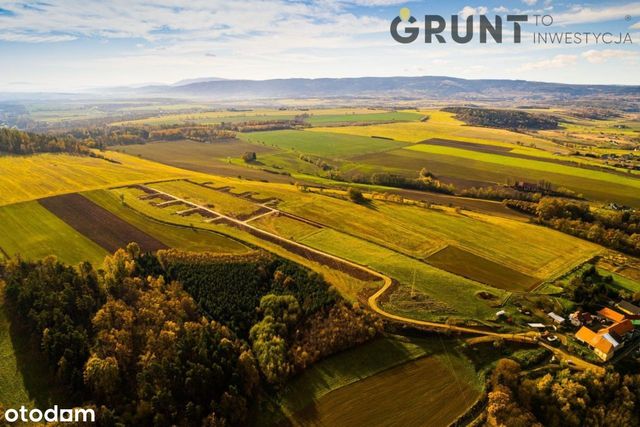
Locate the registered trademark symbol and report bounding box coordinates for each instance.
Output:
[625,15,632,21]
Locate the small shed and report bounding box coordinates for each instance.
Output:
[527,323,546,329]
[548,312,565,324]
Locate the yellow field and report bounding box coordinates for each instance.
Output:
[311,110,566,153]
[0,151,193,206]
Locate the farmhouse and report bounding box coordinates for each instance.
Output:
[575,319,635,361]
[569,311,593,327]
[598,307,627,323]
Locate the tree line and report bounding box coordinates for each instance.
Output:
[443,107,559,130]
[0,128,88,154]
[505,197,640,255]
[486,359,640,426]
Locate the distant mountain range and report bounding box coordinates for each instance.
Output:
[118,76,640,105]
[2,76,639,107]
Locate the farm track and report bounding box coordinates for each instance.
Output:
[140,184,603,373]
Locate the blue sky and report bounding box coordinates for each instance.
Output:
[0,0,638,91]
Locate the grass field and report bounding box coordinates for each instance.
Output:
[0,151,192,206]
[149,180,264,218]
[306,111,424,126]
[298,228,507,320]
[250,214,321,241]
[425,245,540,291]
[239,129,407,158]
[355,147,640,206]
[84,190,250,254]
[112,108,395,127]
[39,193,169,253]
[277,192,600,279]
[596,267,640,293]
[110,140,296,184]
[274,335,480,427]
[311,110,564,152]
[0,201,107,265]
[295,356,479,427]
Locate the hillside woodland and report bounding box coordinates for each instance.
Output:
[0,244,381,426]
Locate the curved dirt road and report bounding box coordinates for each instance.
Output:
[144,184,602,372]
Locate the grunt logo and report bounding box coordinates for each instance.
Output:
[390,7,528,44]
[390,7,633,45]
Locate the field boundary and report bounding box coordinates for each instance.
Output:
[39,193,168,253]
[88,192,255,252]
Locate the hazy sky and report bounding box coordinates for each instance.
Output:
[0,0,639,91]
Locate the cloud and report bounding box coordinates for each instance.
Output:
[517,54,578,71]
[631,22,640,30]
[0,32,76,42]
[493,6,509,13]
[459,6,488,19]
[522,0,537,5]
[582,49,639,64]
[553,3,640,25]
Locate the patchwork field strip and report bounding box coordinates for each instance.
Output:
[39,193,168,252]
[425,245,540,291]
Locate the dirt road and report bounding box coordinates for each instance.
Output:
[143,184,602,372]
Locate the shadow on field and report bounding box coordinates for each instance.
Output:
[282,333,465,426]
[4,299,72,408]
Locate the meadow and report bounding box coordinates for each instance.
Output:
[298,228,507,320]
[0,151,192,206]
[425,245,540,291]
[292,352,480,427]
[276,335,480,427]
[311,110,566,153]
[112,108,396,127]
[305,111,424,126]
[110,140,295,183]
[356,147,640,206]
[149,180,265,218]
[0,201,107,265]
[276,191,600,279]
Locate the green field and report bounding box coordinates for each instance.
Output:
[312,110,565,152]
[83,189,251,254]
[0,151,192,206]
[276,192,600,279]
[298,228,506,320]
[239,129,407,158]
[355,146,640,206]
[274,335,481,426]
[250,214,321,241]
[0,201,107,265]
[149,180,263,218]
[306,111,424,126]
[425,245,540,291]
[110,140,295,183]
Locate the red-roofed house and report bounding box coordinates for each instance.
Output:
[597,307,626,323]
[575,319,635,361]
